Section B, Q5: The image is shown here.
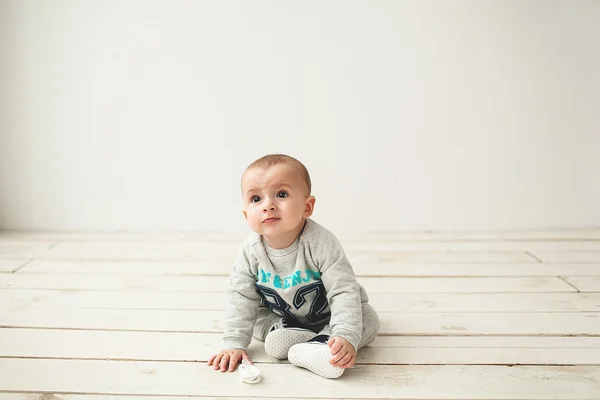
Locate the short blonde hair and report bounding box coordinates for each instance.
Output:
[243,154,312,195]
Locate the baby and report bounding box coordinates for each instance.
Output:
[207,154,379,379]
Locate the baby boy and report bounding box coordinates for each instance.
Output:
[207,154,379,378]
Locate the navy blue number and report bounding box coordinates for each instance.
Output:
[256,282,330,325]
[294,282,330,323]
[256,285,296,321]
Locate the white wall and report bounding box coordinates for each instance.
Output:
[1,0,599,233]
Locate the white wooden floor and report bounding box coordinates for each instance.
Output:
[1,230,599,399]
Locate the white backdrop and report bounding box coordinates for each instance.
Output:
[1,0,599,233]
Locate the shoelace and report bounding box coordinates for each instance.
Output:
[269,318,290,332]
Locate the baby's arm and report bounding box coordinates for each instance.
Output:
[316,232,363,351]
[208,247,261,372]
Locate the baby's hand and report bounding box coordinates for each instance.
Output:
[207,349,252,372]
[327,336,357,368]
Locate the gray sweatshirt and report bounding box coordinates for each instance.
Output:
[223,219,368,351]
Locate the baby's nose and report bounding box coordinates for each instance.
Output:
[263,201,276,211]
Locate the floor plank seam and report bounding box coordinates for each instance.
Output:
[11,258,35,274]
[1,391,506,400]
[67,308,600,313]
[47,240,63,250]
[559,276,582,293]
[4,289,595,294]
[10,273,600,278]
[1,357,599,367]
[524,251,543,263]
[3,326,600,337]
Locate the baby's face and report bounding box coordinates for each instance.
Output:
[241,164,313,246]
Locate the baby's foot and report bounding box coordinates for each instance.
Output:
[264,319,316,360]
[287,335,345,379]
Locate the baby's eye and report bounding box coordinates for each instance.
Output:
[251,195,262,203]
[277,191,288,198]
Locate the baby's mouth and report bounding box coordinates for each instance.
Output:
[263,218,280,224]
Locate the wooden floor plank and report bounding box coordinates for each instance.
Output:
[530,252,600,263]
[0,396,398,400]
[3,229,599,241]
[0,233,600,255]
[2,290,599,312]
[564,277,600,293]
[0,259,28,273]
[0,241,56,259]
[346,230,600,241]
[19,260,231,276]
[498,230,600,240]
[1,397,594,400]
[370,335,600,348]
[1,359,598,399]
[1,308,598,335]
[14,241,536,262]
[0,231,245,242]
[16,259,600,277]
[349,251,536,263]
[344,241,600,252]
[1,329,599,365]
[0,274,575,293]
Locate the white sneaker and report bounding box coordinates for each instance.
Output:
[264,319,316,360]
[288,337,345,379]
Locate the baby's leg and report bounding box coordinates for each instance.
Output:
[252,307,281,342]
[288,303,380,379]
[306,302,380,348]
[357,302,380,350]
[252,307,317,359]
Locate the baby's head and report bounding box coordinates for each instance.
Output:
[241,154,315,248]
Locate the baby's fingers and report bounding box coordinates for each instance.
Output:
[214,355,226,370]
[339,352,356,368]
[210,354,223,369]
[219,354,231,372]
[328,337,343,355]
[330,349,348,365]
[242,352,253,364]
[338,355,356,368]
[207,354,217,366]
[228,353,242,372]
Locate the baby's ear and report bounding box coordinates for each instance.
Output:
[242,210,248,220]
[304,196,316,217]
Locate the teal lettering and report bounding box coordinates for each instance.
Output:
[273,275,283,289]
[284,276,291,289]
[302,269,311,282]
[260,269,268,283]
[291,271,302,286]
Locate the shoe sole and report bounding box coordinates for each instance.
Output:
[264,328,317,360]
[288,342,344,379]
